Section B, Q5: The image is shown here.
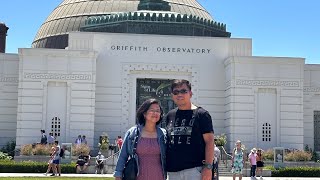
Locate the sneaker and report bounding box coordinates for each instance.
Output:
[43,173,47,176]
[260,176,263,179]
[50,174,55,176]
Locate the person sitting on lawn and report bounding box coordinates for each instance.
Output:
[76,151,90,173]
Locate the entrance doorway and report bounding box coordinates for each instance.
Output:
[136,78,175,115]
[47,82,67,142]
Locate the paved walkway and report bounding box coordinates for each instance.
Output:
[0,173,319,180]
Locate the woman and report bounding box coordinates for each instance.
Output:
[43,146,56,176]
[256,149,264,179]
[114,98,167,180]
[231,140,245,180]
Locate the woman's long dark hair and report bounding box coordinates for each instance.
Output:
[136,98,163,125]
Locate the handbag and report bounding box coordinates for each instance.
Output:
[122,127,139,180]
[123,155,138,180]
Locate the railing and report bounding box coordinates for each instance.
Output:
[219,146,233,168]
[106,150,119,160]
[102,150,120,166]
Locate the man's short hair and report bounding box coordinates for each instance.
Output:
[171,79,192,92]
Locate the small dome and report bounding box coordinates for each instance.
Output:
[32,0,214,49]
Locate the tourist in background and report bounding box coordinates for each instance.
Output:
[248,148,257,178]
[213,140,221,180]
[50,140,61,176]
[114,98,167,180]
[75,135,82,145]
[40,130,47,144]
[44,146,56,176]
[76,151,90,173]
[231,140,245,180]
[116,136,123,150]
[47,132,55,145]
[82,135,87,144]
[256,149,264,179]
[95,151,105,174]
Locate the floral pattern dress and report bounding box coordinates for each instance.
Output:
[232,149,244,174]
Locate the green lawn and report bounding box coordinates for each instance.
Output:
[0,178,114,180]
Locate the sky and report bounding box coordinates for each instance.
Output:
[1,0,319,64]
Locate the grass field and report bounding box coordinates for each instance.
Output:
[0,178,114,180]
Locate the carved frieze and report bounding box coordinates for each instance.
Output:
[235,79,299,87]
[303,87,320,92]
[0,75,19,83]
[24,73,91,81]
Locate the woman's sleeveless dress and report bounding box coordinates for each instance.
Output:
[232,149,244,174]
[136,137,164,180]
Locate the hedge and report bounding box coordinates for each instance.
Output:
[0,160,76,173]
[272,166,320,177]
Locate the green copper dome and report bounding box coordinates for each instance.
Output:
[32,0,222,49]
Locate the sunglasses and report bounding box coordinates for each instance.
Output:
[172,89,189,95]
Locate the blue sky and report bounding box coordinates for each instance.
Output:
[1,0,319,64]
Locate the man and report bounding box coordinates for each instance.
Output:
[76,151,90,173]
[95,151,105,174]
[82,135,87,144]
[40,130,47,144]
[165,79,214,180]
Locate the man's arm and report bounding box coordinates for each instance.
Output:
[201,132,214,180]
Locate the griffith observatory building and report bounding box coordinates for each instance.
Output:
[0,0,319,153]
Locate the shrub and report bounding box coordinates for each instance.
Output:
[272,166,320,177]
[0,140,16,157]
[263,149,274,161]
[32,144,51,156]
[20,144,33,155]
[0,160,76,173]
[285,150,312,161]
[0,152,12,160]
[72,144,90,156]
[215,134,227,146]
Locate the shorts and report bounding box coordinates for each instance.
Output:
[52,159,60,165]
[96,163,104,169]
[76,161,85,166]
[257,161,264,167]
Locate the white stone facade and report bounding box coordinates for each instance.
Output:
[16,48,97,148]
[0,53,19,147]
[0,32,319,152]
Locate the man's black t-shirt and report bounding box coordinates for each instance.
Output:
[166,107,214,172]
